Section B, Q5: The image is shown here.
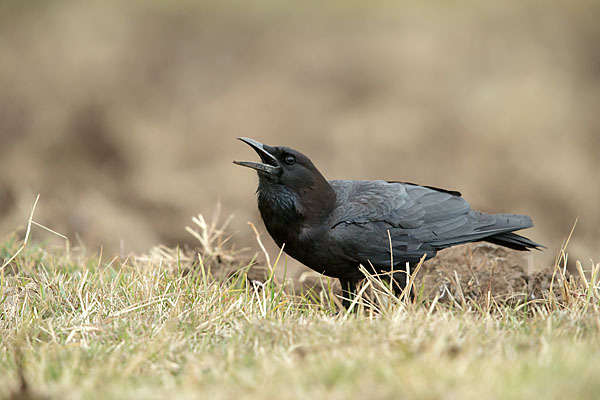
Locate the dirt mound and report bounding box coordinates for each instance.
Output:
[415,244,557,304]
[291,244,559,306]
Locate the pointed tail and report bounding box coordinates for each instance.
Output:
[484,232,545,251]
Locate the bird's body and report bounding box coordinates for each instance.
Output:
[235,138,542,307]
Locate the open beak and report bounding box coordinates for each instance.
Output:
[233,137,281,174]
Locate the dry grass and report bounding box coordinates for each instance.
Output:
[1,213,600,400]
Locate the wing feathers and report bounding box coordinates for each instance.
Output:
[328,180,538,267]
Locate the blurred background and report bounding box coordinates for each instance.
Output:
[1,0,598,266]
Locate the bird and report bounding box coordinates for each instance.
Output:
[234,137,543,309]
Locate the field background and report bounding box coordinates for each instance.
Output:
[1,0,599,267]
[2,2,600,399]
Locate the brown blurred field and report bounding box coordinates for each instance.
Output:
[1,0,598,267]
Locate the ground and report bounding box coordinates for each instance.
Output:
[1,219,598,400]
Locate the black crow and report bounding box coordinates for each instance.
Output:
[234,137,542,308]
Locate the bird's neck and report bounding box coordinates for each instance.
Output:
[256,178,336,245]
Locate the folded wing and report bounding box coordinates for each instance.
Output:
[328,180,535,267]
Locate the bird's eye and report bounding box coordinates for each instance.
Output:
[285,155,296,165]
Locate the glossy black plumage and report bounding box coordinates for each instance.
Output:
[234,138,543,308]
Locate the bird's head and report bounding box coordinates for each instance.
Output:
[234,137,336,219]
[234,137,325,190]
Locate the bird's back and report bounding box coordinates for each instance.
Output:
[326,180,539,269]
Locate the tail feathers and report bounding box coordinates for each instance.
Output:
[484,232,545,251]
[488,213,533,231]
